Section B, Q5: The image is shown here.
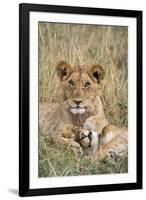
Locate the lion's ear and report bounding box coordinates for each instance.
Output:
[56,61,73,81]
[89,64,105,84]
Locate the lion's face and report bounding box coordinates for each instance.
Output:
[57,61,105,115]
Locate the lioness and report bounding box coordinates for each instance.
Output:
[39,61,128,159]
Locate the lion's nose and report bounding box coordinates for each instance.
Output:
[73,99,82,106]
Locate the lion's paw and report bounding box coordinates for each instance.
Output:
[84,116,97,132]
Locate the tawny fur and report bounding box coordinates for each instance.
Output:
[95,127,128,161]
[39,61,128,160]
[62,124,90,148]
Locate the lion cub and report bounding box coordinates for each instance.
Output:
[62,124,91,148]
[62,116,109,155]
[62,120,128,162]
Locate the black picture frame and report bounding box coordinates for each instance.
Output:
[19,3,143,197]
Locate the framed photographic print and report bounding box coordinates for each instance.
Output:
[19,3,143,197]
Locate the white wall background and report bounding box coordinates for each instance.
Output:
[0,0,145,199]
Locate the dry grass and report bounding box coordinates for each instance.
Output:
[38,22,128,177]
[39,136,128,177]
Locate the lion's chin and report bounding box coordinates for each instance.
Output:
[70,108,86,115]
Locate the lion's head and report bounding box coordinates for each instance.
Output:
[57,61,105,115]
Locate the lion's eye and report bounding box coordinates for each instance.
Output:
[85,81,91,88]
[68,80,74,87]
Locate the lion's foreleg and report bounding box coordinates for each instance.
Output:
[84,115,108,154]
[94,131,128,162]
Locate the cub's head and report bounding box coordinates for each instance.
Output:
[57,61,105,115]
[62,124,91,148]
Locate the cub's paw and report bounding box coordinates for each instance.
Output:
[69,140,83,155]
[62,124,75,139]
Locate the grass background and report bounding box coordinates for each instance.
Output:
[38,22,128,177]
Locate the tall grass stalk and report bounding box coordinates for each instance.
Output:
[38,23,128,177]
